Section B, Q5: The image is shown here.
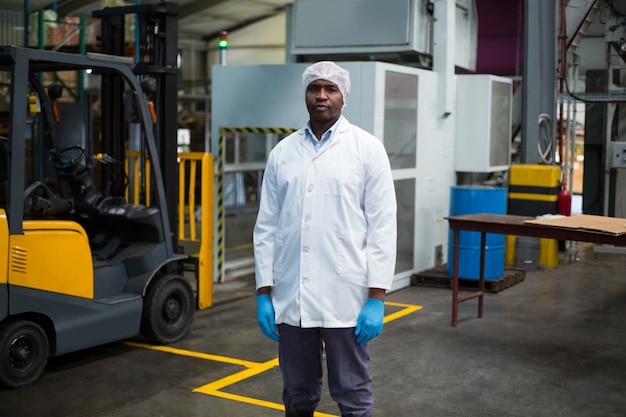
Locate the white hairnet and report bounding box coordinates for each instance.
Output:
[302,61,350,102]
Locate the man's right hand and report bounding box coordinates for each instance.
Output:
[256,294,279,342]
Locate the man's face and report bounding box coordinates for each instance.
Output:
[305,79,344,125]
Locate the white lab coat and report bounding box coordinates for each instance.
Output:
[253,116,397,328]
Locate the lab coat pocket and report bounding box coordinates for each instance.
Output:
[324,160,360,198]
[336,228,368,277]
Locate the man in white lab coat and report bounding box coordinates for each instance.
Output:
[253,61,397,417]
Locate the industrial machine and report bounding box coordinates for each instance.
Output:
[0,45,199,389]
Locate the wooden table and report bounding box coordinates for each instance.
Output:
[447,213,626,326]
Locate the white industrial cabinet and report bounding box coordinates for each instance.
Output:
[455,74,512,173]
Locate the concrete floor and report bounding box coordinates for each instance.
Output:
[1,243,625,417]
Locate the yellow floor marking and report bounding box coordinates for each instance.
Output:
[193,357,337,416]
[201,390,337,417]
[383,301,423,324]
[194,358,279,392]
[127,301,423,417]
[123,340,259,368]
[202,390,286,412]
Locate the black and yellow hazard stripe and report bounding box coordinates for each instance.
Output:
[507,164,561,216]
[220,127,296,135]
[216,127,297,282]
[508,184,560,200]
[217,131,225,282]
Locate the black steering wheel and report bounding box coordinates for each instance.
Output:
[24,181,70,215]
[49,144,86,170]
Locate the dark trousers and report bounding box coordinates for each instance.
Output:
[278,324,373,417]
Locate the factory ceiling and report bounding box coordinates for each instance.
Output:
[0,0,610,78]
[3,0,293,41]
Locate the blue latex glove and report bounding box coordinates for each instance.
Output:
[355,298,385,345]
[257,294,279,342]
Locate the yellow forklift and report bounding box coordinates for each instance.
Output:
[0,45,202,388]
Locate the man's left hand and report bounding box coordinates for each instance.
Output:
[355,298,385,345]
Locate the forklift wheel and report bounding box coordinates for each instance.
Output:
[0,320,49,389]
[141,275,194,344]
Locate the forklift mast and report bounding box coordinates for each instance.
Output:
[93,3,179,251]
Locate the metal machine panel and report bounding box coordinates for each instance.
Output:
[289,0,477,71]
[293,0,412,49]
[455,0,478,71]
[608,142,626,168]
[290,0,430,56]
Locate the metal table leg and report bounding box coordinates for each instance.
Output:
[452,228,460,326]
[452,229,486,326]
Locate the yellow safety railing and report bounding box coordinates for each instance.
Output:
[125,151,215,309]
[125,151,152,206]
[179,152,215,309]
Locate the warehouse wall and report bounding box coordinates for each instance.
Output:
[178,11,288,95]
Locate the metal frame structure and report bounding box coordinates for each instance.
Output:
[93,2,180,249]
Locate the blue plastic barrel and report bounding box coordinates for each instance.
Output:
[447,186,507,280]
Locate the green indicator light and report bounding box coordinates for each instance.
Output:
[219,32,228,49]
